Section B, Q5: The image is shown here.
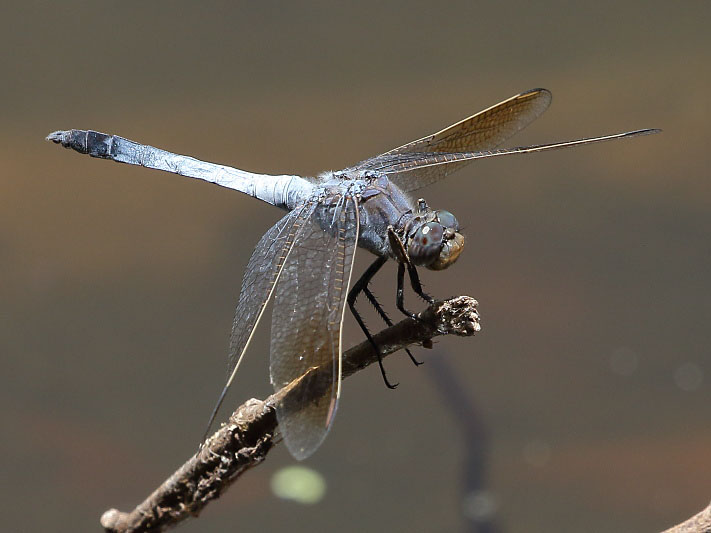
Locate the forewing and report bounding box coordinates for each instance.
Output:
[204,204,315,437]
[347,129,659,177]
[353,88,551,192]
[227,204,315,378]
[270,195,360,460]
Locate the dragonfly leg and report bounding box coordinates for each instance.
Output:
[348,257,399,389]
[404,260,434,304]
[388,226,434,317]
[396,261,418,319]
[363,285,423,366]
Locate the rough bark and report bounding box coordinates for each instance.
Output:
[661,501,711,533]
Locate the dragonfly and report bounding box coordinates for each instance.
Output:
[47,88,659,460]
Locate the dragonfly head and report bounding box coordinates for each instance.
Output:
[407,208,465,271]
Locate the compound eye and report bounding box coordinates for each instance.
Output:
[435,210,459,230]
[409,222,444,266]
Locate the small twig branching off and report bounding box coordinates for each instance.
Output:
[100,296,481,533]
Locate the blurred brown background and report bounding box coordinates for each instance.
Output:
[2,1,709,531]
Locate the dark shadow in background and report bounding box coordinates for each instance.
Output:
[427,353,501,533]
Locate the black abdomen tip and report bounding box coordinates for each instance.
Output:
[45,129,114,158]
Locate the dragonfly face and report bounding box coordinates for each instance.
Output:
[404,207,465,270]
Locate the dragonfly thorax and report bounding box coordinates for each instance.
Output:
[404,203,464,270]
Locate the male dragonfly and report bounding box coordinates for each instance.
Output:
[48,88,659,459]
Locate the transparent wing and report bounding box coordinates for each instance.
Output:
[351,88,552,192]
[203,203,315,437]
[270,195,360,460]
[349,129,660,176]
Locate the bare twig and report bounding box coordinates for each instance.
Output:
[100,296,480,533]
[661,501,711,533]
